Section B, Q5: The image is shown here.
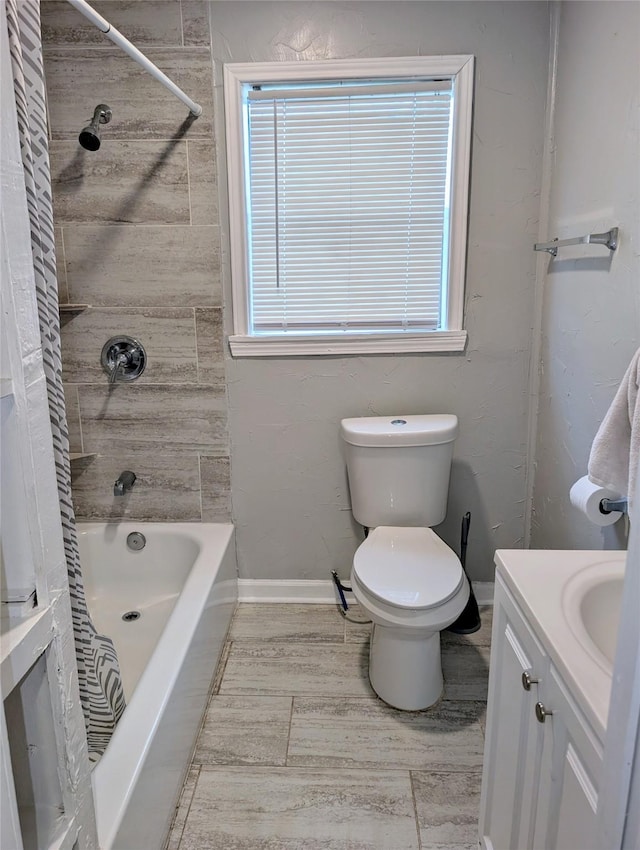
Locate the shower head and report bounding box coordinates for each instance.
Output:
[79,103,112,151]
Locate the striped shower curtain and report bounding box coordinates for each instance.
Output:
[6,0,125,761]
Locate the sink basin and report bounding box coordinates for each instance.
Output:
[578,574,624,666]
[563,559,626,674]
[496,548,627,741]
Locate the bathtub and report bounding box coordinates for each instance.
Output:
[77,522,237,850]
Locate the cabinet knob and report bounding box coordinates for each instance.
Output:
[535,701,553,723]
[522,671,539,691]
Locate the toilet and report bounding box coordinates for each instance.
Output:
[341,414,469,711]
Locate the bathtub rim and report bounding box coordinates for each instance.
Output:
[77,521,236,850]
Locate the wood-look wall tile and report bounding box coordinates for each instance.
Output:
[78,383,228,452]
[63,225,221,307]
[71,449,202,521]
[54,227,68,302]
[64,384,83,452]
[181,1,211,46]
[44,49,214,139]
[61,307,197,384]
[50,140,189,225]
[200,455,231,521]
[187,141,218,225]
[41,1,183,47]
[195,308,224,387]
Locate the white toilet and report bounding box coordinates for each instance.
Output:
[341,414,469,711]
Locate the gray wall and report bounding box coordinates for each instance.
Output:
[42,1,231,522]
[530,1,640,548]
[45,1,636,577]
[211,1,551,581]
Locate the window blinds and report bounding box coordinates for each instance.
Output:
[246,80,453,335]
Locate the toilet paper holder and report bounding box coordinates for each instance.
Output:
[600,497,628,515]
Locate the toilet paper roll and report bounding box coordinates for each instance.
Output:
[569,476,622,526]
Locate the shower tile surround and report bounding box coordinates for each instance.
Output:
[167,603,491,849]
[42,0,229,522]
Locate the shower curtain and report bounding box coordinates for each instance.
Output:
[6,0,125,761]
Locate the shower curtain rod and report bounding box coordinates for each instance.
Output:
[65,0,203,117]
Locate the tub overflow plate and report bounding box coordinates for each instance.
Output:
[127,531,146,551]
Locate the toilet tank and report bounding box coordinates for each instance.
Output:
[340,414,458,528]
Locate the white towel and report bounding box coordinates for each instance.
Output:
[588,347,640,516]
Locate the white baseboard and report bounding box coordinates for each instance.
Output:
[237,578,495,605]
[237,579,339,604]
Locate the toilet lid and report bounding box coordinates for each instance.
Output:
[353,527,464,610]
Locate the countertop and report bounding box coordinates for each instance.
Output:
[494,548,627,742]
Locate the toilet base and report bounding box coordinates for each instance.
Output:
[369,624,443,710]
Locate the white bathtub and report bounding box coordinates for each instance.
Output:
[77,522,237,850]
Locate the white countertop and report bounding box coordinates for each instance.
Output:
[494,548,627,742]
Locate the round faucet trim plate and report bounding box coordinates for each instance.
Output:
[101,335,147,382]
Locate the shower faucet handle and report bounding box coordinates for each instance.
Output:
[101,336,147,383]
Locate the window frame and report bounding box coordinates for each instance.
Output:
[223,55,474,357]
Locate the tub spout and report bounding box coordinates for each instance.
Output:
[114,470,136,497]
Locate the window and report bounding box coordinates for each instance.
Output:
[224,56,474,356]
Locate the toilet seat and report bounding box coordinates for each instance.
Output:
[350,526,470,709]
[353,526,464,610]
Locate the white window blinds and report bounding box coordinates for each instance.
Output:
[245,80,454,335]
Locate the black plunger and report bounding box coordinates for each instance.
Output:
[446,511,481,634]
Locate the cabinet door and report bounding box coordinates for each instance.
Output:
[532,666,602,850]
[479,578,547,850]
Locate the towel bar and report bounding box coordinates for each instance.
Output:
[534,227,618,257]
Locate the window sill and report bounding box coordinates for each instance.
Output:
[229,330,467,357]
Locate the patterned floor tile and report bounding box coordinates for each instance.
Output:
[229,603,345,643]
[210,639,232,696]
[195,696,292,766]
[411,770,482,849]
[441,606,493,648]
[342,605,373,644]
[165,765,200,850]
[169,602,493,849]
[219,642,373,697]
[442,645,491,702]
[179,766,420,849]
[288,697,485,772]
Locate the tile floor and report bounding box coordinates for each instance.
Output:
[166,603,492,850]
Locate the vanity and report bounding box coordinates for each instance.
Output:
[478,549,626,850]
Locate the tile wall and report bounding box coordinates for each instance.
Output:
[42,0,230,522]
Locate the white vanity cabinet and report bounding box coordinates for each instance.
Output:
[531,664,601,850]
[479,570,603,850]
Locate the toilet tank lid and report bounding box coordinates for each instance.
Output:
[341,414,458,447]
